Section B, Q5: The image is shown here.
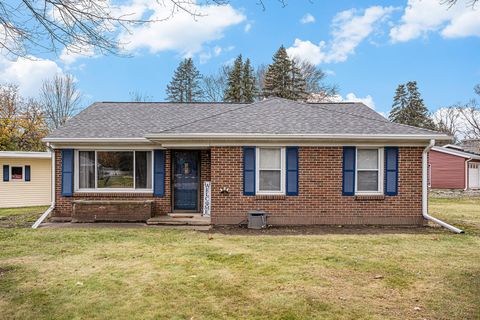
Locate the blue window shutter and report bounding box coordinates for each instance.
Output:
[286,147,299,196]
[61,149,74,197]
[153,150,165,197]
[25,165,31,182]
[342,147,356,196]
[385,147,399,196]
[3,165,9,182]
[243,147,256,196]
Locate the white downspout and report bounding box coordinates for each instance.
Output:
[32,146,55,229]
[422,139,464,233]
[464,159,471,190]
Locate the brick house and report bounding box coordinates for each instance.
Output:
[42,97,450,226]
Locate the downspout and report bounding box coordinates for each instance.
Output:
[32,145,55,229]
[422,139,464,233]
[464,159,471,190]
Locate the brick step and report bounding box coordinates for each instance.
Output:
[147,214,211,226]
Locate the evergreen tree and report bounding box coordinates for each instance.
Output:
[166,58,204,102]
[224,55,243,102]
[263,45,292,99]
[389,84,408,123]
[388,81,436,129]
[290,59,308,101]
[242,58,256,103]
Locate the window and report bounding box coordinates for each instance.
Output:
[76,150,152,191]
[356,148,383,194]
[256,147,285,194]
[11,166,23,180]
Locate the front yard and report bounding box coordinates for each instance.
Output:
[0,199,479,319]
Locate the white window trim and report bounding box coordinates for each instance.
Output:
[10,165,25,182]
[255,147,286,195]
[355,147,384,195]
[74,150,154,193]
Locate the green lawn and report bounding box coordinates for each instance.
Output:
[0,199,479,319]
[0,206,48,228]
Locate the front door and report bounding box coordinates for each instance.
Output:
[173,151,200,211]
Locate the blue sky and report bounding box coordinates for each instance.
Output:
[0,0,479,117]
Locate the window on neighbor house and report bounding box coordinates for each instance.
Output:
[77,150,152,190]
[256,147,285,194]
[356,148,383,194]
[11,166,23,180]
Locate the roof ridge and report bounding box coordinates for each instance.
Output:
[310,103,443,135]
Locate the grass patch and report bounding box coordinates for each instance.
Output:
[0,206,48,228]
[0,199,479,319]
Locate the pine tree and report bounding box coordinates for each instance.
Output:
[166,58,204,102]
[224,55,243,102]
[388,81,436,130]
[263,46,292,99]
[242,58,256,103]
[290,59,308,101]
[389,84,408,123]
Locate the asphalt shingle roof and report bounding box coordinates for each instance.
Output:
[47,97,444,139]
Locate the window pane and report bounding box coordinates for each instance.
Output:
[260,148,281,169]
[79,151,95,189]
[357,149,378,170]
[11,167,23,180]
[259,170,281,191]
[97,152,133,188]
[357,171,378,191]
[135,151,152,189]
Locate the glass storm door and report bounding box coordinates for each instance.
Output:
[173,151,200,211]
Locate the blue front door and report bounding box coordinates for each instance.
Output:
[173,151,200,211]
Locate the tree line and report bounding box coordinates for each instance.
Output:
[0,75,81,151]
[164,45,338,103]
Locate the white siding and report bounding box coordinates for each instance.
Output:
[0,158,51,208]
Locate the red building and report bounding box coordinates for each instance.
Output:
[429,145,480,190]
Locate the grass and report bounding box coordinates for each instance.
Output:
[0,199,479,319]
[0,206,48,228]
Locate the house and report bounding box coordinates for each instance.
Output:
[429,144,480,190]
[42,97,450,226]
[1,151,52,208]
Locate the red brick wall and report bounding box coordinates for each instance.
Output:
[53,149,211,220]
[428,150,466,189]
[52,149,172,219]
[210,146,424,225]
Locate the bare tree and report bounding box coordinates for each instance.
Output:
[459,100,480,139]
[40,74,82,130]
[202,66,229,102]
[433,105,463,142]
[474,84,480,96]
[129,91,153,102]
[441,0,478,8]
[297,60,338,97]
[0,1,291,58]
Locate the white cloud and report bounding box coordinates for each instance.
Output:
[300,13,315,24]
[59,44,96,65]
[119,2,245,56]
[287,6,396,65]
[244,22,252,33]
[390,0,480,42]
[198,45,232,64]
[327,92,376,110]
[0,56,63,97]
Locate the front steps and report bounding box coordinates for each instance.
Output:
[146,213,211,226]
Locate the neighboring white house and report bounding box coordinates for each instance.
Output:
[0,151,52,208]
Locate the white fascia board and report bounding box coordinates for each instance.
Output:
[43,137,150,143]
[145,133,451,141]
[0,151,51,159]
[431,146,480,160]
